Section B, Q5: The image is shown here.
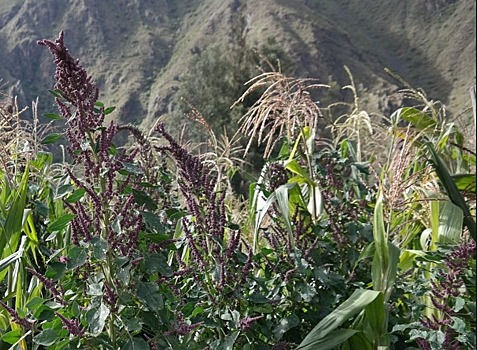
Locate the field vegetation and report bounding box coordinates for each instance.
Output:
[0,31,475,350]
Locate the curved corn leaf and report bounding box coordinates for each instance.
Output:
[297,289,381,349]
[426,143,475,241]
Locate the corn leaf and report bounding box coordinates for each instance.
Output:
[297,289,381,349]
[426,142,476,240]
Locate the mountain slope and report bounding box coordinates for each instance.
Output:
[0,0,475,132]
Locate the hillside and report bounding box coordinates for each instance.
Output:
[0,0,475,133]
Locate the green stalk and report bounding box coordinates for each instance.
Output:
[87,130,118,349]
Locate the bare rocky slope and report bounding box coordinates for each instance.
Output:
[0,0,475,132]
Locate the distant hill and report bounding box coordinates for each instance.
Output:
[0,0,475,133]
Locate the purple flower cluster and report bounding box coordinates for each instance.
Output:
[238,315,263,330]
[55,311,85,336]
[165,313,203,336]
[417,240,476,350]
[155,123,253,294]
[38,32,143,256]
[0,301,34,330]
[27,267,67,306]
[38,31,103,155]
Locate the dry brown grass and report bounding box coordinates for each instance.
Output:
[233,71,329,159]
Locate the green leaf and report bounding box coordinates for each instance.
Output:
[65,188,86,203]
[437,201,463,244]
[132,189,157,211]
[104,106,116,115]
[26,297,46,313]
[86,302,110,336]
[453,174,476,193]
[66,246,88,269]
[344,331,374,350]
[48,89,64,98]
[297,289,381,349]
[399,249,426,271]
[91,237,109,260]
[41,133,63,144]
[141,211,165,232]
[0,166,29,273]
[221,331,239,350]
[398,107,437,130]
[298,329,361,350]
[275,183,296,249]
[43,112,63,120]
[120,162,143,175]
[33,328,60,346]
[48,214,75,232]
[45,262,67,281]
[125,318,142,333]
[145,254,172,276]
[273,313,300,341]
[137,282,164,311]
[0,329,22,344]
[364,292,386,343]
[426,142,476,241]
[372,192,388,292]
[121,337,149,350]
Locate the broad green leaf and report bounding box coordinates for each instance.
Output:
[285,159,313,184]
[251,185,276,254]
[0,250,21,272]
[132,189,157,211]
[344,332,373,350]
[275,183,296,249]
[221,331,239,350]
[372,192,388,293]
[364,292,386,344]
[45,262,66,281]
[25,297,46,313]
[145,254,172,277]
[298,329,361,350]
[437,201,463,244]
[66,246,88,269]
[298,289,381,349]
[104,106,116,115]
[125,319,142,333]
[33,328,60,346]
[273,313,300,341]
[1,165,29,255]
[137,282,164,311]
[40,133,63,145]
[91,237,109,260]
[65,188,86,203]
[398,107,437,130]
[453,174,476,193]
[121,337,149,350]
[48,214,75,232]
[373,192,388,267]
[140,211,165,233]
[399,249,426,271]
[426,142,476,241]
[0,329,22,344]
[86,303,110,336]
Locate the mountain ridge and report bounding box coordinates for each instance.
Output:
[0,0,475,133]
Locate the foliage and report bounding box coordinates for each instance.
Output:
[0,31,475,350]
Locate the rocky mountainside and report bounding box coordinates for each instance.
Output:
[0,0,475,132]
